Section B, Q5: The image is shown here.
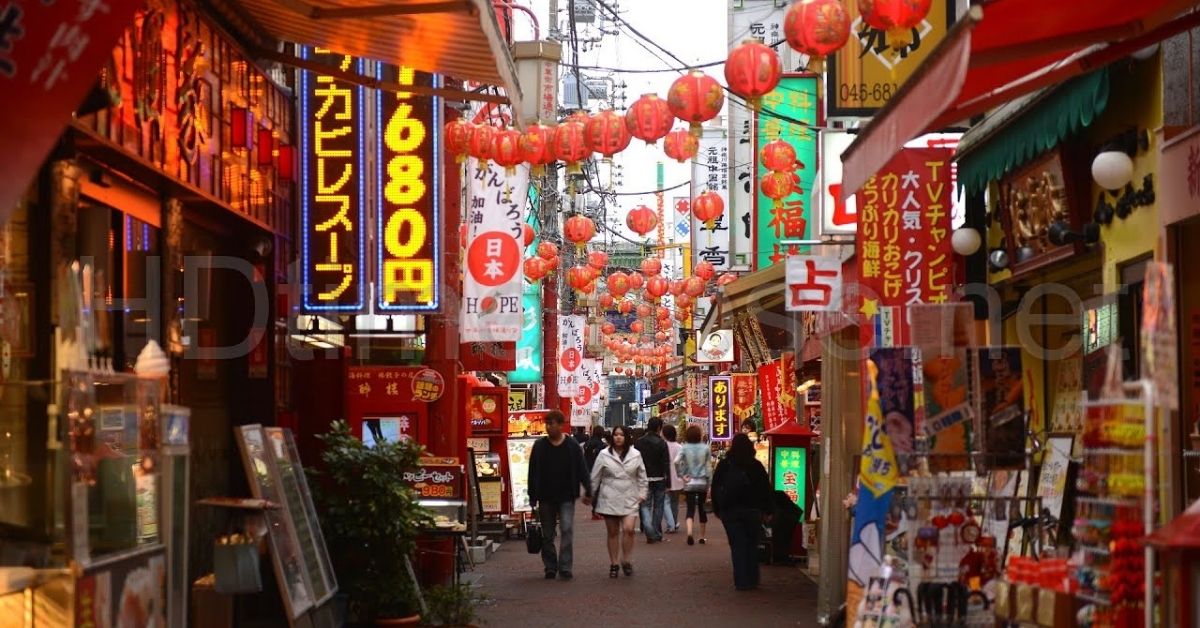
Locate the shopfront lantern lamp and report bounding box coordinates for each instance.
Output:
[627,205,659,236]
[1091,150,1134,190]
[230,105,251,150]
[760,139,798,173]
[491,128,524,176]
[724,39,782,112]
[667,70,725,137]
[692,191,725,224]
[553,117,592,175]
[445,118,474,163]
[564,215,596,250]
[276,144,295,182]
[951,227,982,256]
[256,128,274,167]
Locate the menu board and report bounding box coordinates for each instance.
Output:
[266,427,338,605]
[473,452,504,514]
[234,425,315,621]
[506,438,538,512]
[403,460,465,502]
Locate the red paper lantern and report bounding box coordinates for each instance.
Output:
[522,223,536,248]
[656,306,670,320]
[760,139,798,172]
[637,303,653,318]
[626,205,659,236]
[640,258,662,277]
[599,294,615,310]
[230,106,251,149]
[568,265,593,291]
[667,70,725,137]
[546,255,561,270]
[564,215,596,248]
[628,272,644,290]
[537,241,559,260]
[717,272,739,286]
[519,121,557,175]
[724,40,783,111]
[553,118,592,174]
[656,317,671,331]
[631,320,645,334]
[663,128,699,164]
[670,280,685,297]
[645,276,669,298]
[585,265,601,281]
[619,300,635,315]
[256,128,274,166]
[625,93,674,146]
[492,128,523,175]
[588,250,609,270]
[581,280,597,295]
[584,110,632,158]
[784,0,853,73]
[760,170,797,208]
[469,123,496,164]
[655,331,668,342]
[445,118,474,163]
[524,256,549,281]
[692,191,725,224]
[276,144,295,181]
[676,293,694,308]
[684,276,706,298]
[602,322,617,335]
[694,261,716,281]
[606,272,631,297]
[859,0,933,52]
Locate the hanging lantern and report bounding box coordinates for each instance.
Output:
[552,118,592,174]
[277,144,296,181]
[519,121,557,175]
[581,280,597,295]
[663,128,700,164]
[524,256,549,281]
[667,70,725,137]
[585,265,601,281]
[606,272,631,298]
[230,106,251,149]
[683,276,706,298]
[724,39,783,111]
[760,139,798,172]
[618,300,635,315]
[784,0,853,73]
[640,258,662,277]
[445,118,474,163]
[656,317,671,332]
[522,223,536,248]
[625,93,674,146]
[564,215,596,250]
[675,309,689,322]
[601,321,617,335]
[655,331,669,342]
[546,255,561,270]
[637,303,653,318]
[491,128,524,176]
[670,280,685,297]
[626,205,659,236]
[599,294,615,310]
[469,123,497,166]
[694,261,716,281]
[760,170,797,208]
[568,265,593,291]
[858,0,933,52]
[584,110,633,158]
[631,320,645,334]
[656,306,670,320]
[587,250,609,270]
[645,276,669,299]
[537,241,558,260]
[692,190,725,224]
[628,272,645,290]
[717,272,739,286]
[676,293,694,308]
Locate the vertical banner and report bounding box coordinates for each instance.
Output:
[732,374,757,425]
[556,315,585,397]
[754,75,820,269]
[301,53,367,312]
[815,130,860,237]
[461,159,528,341]
[977,347,1025,470]
[507,289,544,384]
[709,375,733,441]
[870,347,916,474]
[686,372,709,419]
[691,126,732,271]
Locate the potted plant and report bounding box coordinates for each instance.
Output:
[311,420,433,626]
[423,583,481,627]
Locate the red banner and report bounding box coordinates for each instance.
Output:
[460,341,517,372]
[759,359,797,432]
[732,374,756,422]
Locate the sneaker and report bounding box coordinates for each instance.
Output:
[699,538,707,544]
[559,571,573,581]
[544,571,557,579]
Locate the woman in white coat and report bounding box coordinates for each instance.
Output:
[588,425,648,577]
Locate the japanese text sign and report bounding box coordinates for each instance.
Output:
[817,130,859,235]
[301,51,367,312]
[377,67,441,311]
[758,359,796,432]
[785,255,843,312]
[411,368,445,402]
[691,126,732,271]
[0,0,142,225]
[732,374,757,422]
[469,389,506,434]
[754,75,820,269]
[556,314,585,397]
[709,375,733,441]
[507,289,544,383]
[461,156,528,341]
[856,147,954,308]
[403,460,464,501]
[347,366,421,405]
[773,446,808,506]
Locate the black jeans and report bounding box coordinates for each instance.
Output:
[685,490,708,523]
[721,509,762,590]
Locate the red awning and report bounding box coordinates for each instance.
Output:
[841,0,1200,198]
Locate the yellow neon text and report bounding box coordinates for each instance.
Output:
[380,66,433,306]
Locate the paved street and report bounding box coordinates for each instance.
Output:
[473,507,820,627]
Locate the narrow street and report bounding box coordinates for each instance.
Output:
[473,508,819,627]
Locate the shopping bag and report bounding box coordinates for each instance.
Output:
[525,520,543,554]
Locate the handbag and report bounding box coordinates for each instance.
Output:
[591,478,603,516]
[525,520,543,554]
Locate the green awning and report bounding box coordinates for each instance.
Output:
[957,69,1110,196]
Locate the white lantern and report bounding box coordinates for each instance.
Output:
[951,228,982,256]
[1091,151,1134,190]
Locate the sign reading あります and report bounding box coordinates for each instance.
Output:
[785,255,843,312]
[709,376,733,441]
[461,158,528,341]
[377,67,440,311]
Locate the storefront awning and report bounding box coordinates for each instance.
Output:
[840,0,1200,199]
[212,0,521,104]
[702,263,786,336]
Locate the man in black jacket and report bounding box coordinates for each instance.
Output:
[528,410,592,580]
[633,417,670,543]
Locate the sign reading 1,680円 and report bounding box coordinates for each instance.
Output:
[378,67,441,311]
[301,50,366,312]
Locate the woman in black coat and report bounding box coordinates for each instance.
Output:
[711,433,773,591]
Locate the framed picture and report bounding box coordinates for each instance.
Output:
[805,385,821,406]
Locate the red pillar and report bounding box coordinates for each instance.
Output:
[542,280,560,412]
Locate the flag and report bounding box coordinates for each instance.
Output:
[847,359,898,602]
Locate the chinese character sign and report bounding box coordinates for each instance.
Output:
[754,75,820,269]
[377,67,440,311]
[773,447,808,506]
[732,374,757,423]
[461,157,528,341]
[856,147,954,308]
[507,289,544,384]
[758,359,796,432]
[301,52,367,312]
[785,255,843,312]
[709,375,733,441]
[691,126,732,271]
[557,314,585,397]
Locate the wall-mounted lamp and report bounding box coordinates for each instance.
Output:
[1047,221,1100,246]
[988,248,1009,272]
[277,144,295,181]
[951,227,982,256]
[1094,191,1116,225]
[1091,128,1150,190]
[1015,245,1036,265]
[230,106,252,150]
[256,128,274,167]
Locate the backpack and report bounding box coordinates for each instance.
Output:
[714,462,751,512]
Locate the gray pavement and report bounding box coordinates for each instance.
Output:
[472,506,820,627]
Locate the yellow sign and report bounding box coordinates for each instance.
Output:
[507,389,527,412]
[827,1,953,115]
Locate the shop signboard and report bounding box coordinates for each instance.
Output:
[301,52,368,313]
[507,289,544,383]
[411,368,445,402]
[508,388,529,412]
[468,388,506,434]
[696,329,735,364]
[785,254,843,312]
[460,341,517,372]
[346,366,429,445]
[506,437,539,512]
[815,130,859,236]
[508,410,549,438]
[773,446,808,506]
[709,375,733,441]
[732,374,757,425]
[557,314,585,396]
[691,126,732,271]
[461,157,528,342]
[403,459,464,501]
[377,67,441,311]
[753,75,820,269]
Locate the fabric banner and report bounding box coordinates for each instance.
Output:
[691,126,732,271]
[556,315,585,397]
[461,158,528,341]
[870,348,916,474]
[848,360,898,596]
[686,371,709,418]
[758,361,785,432]
[732,374,757,423]
[571,358,602,427]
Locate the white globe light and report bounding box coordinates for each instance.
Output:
[951,228,982,256]
[1091,151,1134,190]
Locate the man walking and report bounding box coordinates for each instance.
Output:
[633,417,670,543]
[528,410,592,580]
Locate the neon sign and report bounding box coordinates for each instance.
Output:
[378,67,441,311]
[300,50,366,312]
[710,375,733,441]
